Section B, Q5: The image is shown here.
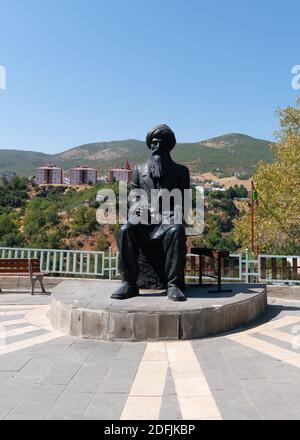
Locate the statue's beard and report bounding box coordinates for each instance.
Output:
[149,150,171,181]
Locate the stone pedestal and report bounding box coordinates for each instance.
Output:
[50,280,267,341]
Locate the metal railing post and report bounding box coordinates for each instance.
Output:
[108,247,112,280]
[245,248,249,284]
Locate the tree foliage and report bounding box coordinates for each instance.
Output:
[234,104,300,254]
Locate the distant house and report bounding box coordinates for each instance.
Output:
[109,160,132,183]
[35,165,64,185]
[69,165,97,185]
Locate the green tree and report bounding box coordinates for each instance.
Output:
[70,206,98,235]
[234,103,300,253]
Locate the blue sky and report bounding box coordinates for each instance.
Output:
[0,0,299,153]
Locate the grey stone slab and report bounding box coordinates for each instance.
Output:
[159,395,182,420]
[273,383,300,412]
[60,346,95,363]
[40,374,74,386]
[19,358,54,376]
[87,342,122,362]
[0,352,33,372]
[115,342,146,360]
[0,371,16,380]
[239,379,298,419]
[5,384,65,419]
[85,392,128,420]
[204,369,242,391]
[77,360,111,377]
[255,405,299,420]
[0,314,26,321]
[0,404,16,420]
[243,347,300,384]
[158,314,179,339]
[65,375,105,393]
[193,347,228,371]
[163,368,177,396]
[36,345,70,358]
[252,331,300,354]
[44,411,86,420]
[212,389,253,409]
[99,359,139,394]
[4,329,49,345]
[220,405,261,420]
[217,341,250,359]
[40,359,82,384]
[108,312,134,340]
[71,338,99,349]
[0,323,33,331]
[43,335,75,347]
[43,392,94,420]
[133,313,159,341]
[225,356,266,380]
[191,337,217,349]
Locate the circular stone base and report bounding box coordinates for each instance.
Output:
[50,280,267,341]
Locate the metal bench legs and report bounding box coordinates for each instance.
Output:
[30,275,46,295]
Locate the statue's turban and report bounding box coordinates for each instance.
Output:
[146,124,176,151]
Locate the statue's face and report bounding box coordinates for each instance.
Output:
[149,137,169,156]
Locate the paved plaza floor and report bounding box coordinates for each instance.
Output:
[1,290,300,420]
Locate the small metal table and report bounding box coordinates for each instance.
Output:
[191,248,233,293]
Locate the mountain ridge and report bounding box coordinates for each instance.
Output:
[0,133,274,178]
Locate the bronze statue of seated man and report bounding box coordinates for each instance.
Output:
[111,124,190,302]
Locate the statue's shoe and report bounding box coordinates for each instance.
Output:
[167,286,187,302]
[111,283,139,300]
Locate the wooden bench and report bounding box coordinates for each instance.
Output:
[0,258,48,295]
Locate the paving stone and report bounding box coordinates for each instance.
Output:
[0,404,16,420]
[225,356,266,380]
[217,341,250,359]
[99,359,140,394]
[60,347,95,363]
[193,347,228,371]
[204,369,242,391]
[273,383,300,412]
[77,360,111,377]
[43,392,94,419]
[41,375,73,386]
[116,342,146,360]
[85,393,128,420]
[244,347,300,383]
[87,342,122,362]
[163,368,177,396]
[4,329,49,345]
[0,351,33,372]
[159,395,182,420]
[0,314,26,322]
[212,389,253,409]
[219,405,261,420]
[191,337,217,349]
[6,384,65,419]
[240,380,298,419]
[19,358,54,376]
[252,331,300,353]
[65,375,105,393]
[256,405,299,420]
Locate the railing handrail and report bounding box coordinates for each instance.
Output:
[0,247,299,284]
